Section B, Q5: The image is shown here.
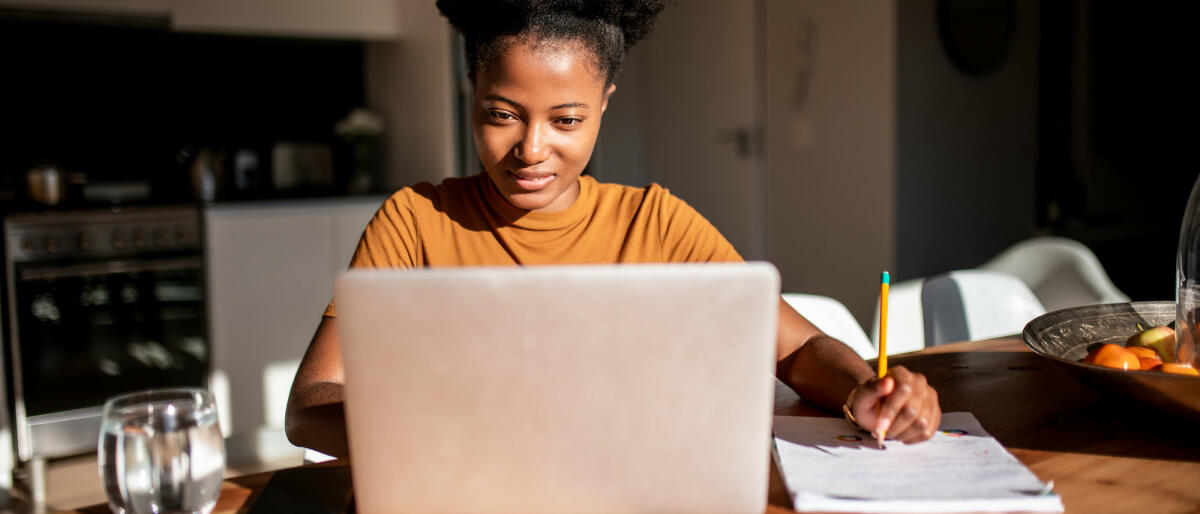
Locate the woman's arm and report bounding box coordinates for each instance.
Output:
[284,317,350,458]
[775,298,941,443]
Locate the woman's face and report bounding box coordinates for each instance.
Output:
[473,40,614,213]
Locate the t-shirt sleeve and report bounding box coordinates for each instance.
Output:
[322,189,423,317]
[655,187,744,263]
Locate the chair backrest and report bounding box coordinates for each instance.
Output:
[781,293,875,359]
[871,270,1047,352]
[979,236,1129,311]
[869,278,927,355]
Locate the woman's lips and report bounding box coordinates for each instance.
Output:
[507,170,555,191]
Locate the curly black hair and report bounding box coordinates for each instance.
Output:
[436,0,667,86]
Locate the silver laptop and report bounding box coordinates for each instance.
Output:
[335,263,779,513]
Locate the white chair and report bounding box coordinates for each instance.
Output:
[979,236,1129,312]
[871,270,1047,352]
[782,293,875,359]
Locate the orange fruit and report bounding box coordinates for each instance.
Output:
[1138,356,1163,370]
[1150,362,1200,376]
[1084,344,1139,370]
[1125,346,1159,359]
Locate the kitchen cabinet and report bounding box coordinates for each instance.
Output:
[171,0,400,40]
[203,196,382,462]
[0,0,168,17]
[1,0,400,40]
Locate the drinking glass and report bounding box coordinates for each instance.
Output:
[1177,174,1200,367]
[98,388,225,514]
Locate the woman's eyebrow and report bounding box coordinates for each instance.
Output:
[484,94,522,108]
[484,94,588,110]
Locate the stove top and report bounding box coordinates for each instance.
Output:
[4,204,202,263]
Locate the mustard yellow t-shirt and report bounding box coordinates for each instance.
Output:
[324,173,741,317]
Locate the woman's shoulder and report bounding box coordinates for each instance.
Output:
[383,174,485,213]
[588,177,692,216]
[588,176,677,204]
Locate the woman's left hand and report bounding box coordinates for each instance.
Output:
[847,366,941,444]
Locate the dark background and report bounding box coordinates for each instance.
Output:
[0,16,365,202]
[1036,2,1195,302]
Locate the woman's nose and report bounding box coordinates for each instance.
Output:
[514,123,549,164]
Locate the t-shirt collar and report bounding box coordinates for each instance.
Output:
[479,173,596,231]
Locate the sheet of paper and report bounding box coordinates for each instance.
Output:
[772,412,1063,513]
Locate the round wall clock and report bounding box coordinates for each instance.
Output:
[937,0,1016,77]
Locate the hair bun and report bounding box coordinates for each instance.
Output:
[437,0,667,84]
[438,0,665,51]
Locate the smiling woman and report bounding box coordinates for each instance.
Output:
[285,0,942,460]
[472,41,611,213]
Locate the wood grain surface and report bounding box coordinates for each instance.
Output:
[69,338,1200,513]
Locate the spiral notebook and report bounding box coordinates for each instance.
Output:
[772,412,1064,513]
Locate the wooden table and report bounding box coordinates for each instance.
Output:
[73,338,1200,513]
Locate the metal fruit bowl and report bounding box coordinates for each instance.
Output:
[1023,301,1200,422]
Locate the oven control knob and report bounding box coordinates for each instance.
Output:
[154,228,169,247]
[133,228,147,249]
[43,236,59,254]
[175,226,189,245]
[78,233,93,251]
[111,230,127,250]
[20,238,36,254]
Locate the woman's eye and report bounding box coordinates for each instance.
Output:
[557,117,583,128]
[488,110,516,122]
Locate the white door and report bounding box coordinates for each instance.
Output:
[598,0,761,258]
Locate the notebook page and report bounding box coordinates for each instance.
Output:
[772,412,1063,513]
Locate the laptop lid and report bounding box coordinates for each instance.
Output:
[336,263,779,513]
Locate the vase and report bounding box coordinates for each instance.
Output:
[1176,174,1200,366]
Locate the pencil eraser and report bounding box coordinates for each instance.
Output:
[881,271,890,284]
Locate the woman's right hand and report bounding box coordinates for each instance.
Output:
[846,365,941,444]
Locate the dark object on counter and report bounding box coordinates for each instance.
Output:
[24,164,64,206]
[1023,301,1200,422]
[272,142,334,191]
[189,147,227,203]
[231,147,271,195]
[82,180,151,205]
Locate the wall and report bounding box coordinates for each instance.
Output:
[529,1,1041,329]
[895,0,1039,281]
[763,0,897,328]
[592,46,651,189]
[366,0,457,190]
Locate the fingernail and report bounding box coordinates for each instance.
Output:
[877,417,891,434]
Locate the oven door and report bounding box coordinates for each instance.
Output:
[9,255,207,459]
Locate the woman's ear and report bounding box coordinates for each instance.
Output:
[601,83,617,113]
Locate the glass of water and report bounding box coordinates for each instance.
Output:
[98,388,225,514]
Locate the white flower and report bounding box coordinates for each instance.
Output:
[335,108,385,140]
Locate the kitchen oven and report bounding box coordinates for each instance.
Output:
[3,206,208,499]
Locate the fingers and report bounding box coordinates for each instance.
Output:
[848,376,892,432]
[851,376,893,413]
[871,366,941,444]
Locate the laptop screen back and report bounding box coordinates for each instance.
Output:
[336,263,779,513]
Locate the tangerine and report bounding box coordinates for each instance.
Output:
[1084,343,1139,370]
[1137,356,1163,370]
[1150,362,1200,376]
[1125,346,1159,359]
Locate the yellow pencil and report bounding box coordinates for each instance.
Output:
[878,271,889,378]
[876,271,890,448]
